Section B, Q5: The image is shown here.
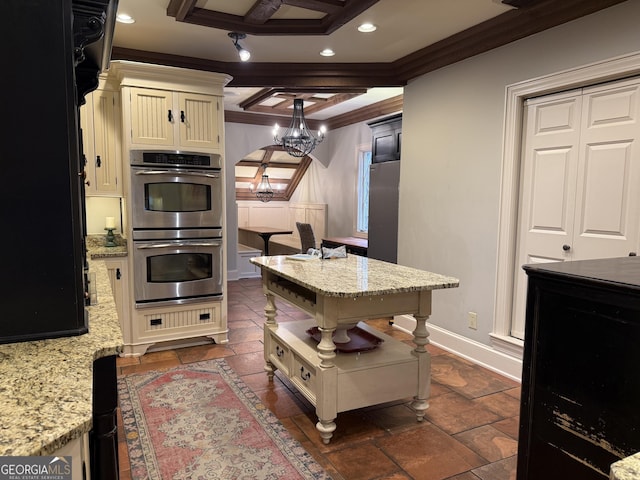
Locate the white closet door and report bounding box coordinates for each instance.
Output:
[511,90,582,339]
[511,78,640,340]
[572,79,640,259]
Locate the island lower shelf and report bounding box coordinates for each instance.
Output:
[266,320,419,414]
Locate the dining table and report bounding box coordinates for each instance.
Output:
[238,226,294,255]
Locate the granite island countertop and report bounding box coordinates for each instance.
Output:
[611,452,640,479]
[250,255,459,296]
[0,255,124,456]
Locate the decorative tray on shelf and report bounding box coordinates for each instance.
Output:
[305,325,384,353]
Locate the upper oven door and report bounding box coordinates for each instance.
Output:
[131,166,222,229]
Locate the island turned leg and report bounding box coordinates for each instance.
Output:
[316,419,337,445]
[316,323,337,443]
[410,313,432,421]
[263,291,278,381]
[316,326,337,368]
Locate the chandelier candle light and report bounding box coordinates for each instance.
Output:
[273,99,326,157]
[255,163,274,202]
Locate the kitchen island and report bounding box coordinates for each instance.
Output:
[0,254,123,467]
[250,254,459,443]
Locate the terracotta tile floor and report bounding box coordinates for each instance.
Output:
[116,278,521,480]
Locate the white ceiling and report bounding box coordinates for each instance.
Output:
[111,0,516,120]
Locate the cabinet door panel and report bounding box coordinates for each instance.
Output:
[92,90,121,195]
[80,91,96,195]
[178,92,220,149]
[130,87,174,146]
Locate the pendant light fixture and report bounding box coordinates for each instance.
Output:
[228,32,250,62]
[273,98,326,157]
[255,163,274,202]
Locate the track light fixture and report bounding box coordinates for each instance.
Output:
[228,32,250,62]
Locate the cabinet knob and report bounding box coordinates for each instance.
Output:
[562,244,571,251]
[96,155,101,168]
[168,110,173,122]
[180,110,185,123]
[116,268,121,280]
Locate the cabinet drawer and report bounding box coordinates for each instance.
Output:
[267,333,291,376]
[291,354,317,401]
[141,305,220,333]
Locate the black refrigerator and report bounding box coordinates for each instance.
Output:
[368,160,400,263]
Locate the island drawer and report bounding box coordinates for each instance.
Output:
[267,331,291,376]
[291,353,317,402]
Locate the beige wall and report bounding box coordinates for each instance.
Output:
[399,0,640,347]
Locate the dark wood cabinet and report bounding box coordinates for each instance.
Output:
[517,257,640,479]
[1,0,88,343]
[368,113,402,163]
[1,0,116,345]
[91,355,120,480]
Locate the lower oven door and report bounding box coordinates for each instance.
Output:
[133,237,223,307]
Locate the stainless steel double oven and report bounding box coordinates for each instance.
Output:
[130,150,223,307]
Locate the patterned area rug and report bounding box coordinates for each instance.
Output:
[118,359,332,479]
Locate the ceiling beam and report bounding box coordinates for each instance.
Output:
[501,0,543,7]
[245,0,282,25]
[239,87,367,109]
[168,0,379,35]
[325,95,403,130]
[392,0,629,82]
[225,110,325,131]
[166,0,197,22]
[283,0,344,14]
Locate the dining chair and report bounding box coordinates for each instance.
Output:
[296,222,316,253]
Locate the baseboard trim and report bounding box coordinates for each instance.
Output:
[393,314,523,382]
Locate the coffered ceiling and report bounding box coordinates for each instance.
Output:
[111,0,628,125]
[109,0,630,202]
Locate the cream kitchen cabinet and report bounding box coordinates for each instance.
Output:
[125,86,223,151]
[52,432,91,480]
[80,88,122,196]
[103,258,131,346]
[124,300,228,356]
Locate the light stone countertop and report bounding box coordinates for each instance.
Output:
[86,233,128,258]
[611,452,640,479]
[0,256,124,456]
[250,255,459,296]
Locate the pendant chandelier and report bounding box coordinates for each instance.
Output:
[255,163,274,202]
[273,99,326,157]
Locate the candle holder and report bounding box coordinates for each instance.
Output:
[104,228,117,247]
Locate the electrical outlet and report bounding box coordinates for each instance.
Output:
[468,311,478,330]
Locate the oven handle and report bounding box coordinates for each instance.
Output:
[134,169,220,179]
[136,241,222,249]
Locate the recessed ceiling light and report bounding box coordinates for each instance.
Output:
[116,13,135,24]
[320,48,335,57]
[358,23,377,33]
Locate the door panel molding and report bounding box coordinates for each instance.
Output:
[491,51,640,357]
